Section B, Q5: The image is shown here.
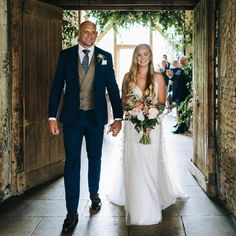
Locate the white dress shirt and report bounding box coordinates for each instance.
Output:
[78,44,95,65]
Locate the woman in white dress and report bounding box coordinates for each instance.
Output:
[109,44,186,225]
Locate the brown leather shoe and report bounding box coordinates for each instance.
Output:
[90,193,102,211]
[62,212,78,233]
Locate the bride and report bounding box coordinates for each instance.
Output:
[109,44,187,225]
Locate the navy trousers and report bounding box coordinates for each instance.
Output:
[63,110,104,213]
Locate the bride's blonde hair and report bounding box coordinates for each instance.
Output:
[125,44,155,96]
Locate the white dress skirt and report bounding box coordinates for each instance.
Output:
[109,85,187,225]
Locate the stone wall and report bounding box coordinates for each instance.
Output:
[218,0,236,219]
[0,0,11,201]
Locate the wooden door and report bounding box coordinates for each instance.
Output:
[190,0,217,196]
[23,0,64,189]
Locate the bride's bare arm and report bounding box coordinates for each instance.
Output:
[155,72,166,105]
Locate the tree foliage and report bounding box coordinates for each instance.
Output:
[62,10,79,48]
[178,59,193,126]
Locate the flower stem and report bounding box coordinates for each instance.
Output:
[139,131,151,145]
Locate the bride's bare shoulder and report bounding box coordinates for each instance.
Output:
[154,72,165,84]
[154,71,163,79]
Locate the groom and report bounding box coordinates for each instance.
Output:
[48,21,122,233]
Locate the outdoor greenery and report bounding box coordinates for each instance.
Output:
[62,10,79,48]
[89,11,185,32]
[178,59,193,127]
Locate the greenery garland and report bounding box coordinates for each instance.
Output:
[89,10,192,52]
[89,10,185,32]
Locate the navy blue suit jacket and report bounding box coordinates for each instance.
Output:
[48,45,123,126]
[170,68,189,102]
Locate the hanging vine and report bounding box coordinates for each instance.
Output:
[89,11,185,32]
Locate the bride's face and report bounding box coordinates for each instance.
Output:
[136,47,151,67]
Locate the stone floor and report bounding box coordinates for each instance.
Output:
[0,113,236,236]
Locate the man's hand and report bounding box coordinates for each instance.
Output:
[109,120,122,137]
[48,120,60,135]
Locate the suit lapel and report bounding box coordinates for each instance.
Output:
[94,47,100,86]
[71,45,79,87]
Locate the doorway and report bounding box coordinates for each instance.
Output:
[11,0,217,197]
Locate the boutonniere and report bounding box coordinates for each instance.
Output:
[97,54,107,65]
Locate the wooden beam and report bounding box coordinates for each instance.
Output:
[39,0,199,10]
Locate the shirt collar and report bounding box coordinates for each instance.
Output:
[78,44,95,55]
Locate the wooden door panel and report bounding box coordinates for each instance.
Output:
[190,0,216,195]
[23,0,64,189]
[193,2,207,175]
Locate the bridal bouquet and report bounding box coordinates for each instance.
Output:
[123,89,165,145]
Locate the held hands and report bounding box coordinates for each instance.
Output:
[48,120,60,136]
[108,120,122,137]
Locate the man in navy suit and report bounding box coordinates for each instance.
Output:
[166,57,190,134]
[48,21,123,233]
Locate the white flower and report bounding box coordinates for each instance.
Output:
[137,110,145,121]
[97,54,105,62]
[148,107,158,119]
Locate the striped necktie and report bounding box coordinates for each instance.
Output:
[82,49,90,73]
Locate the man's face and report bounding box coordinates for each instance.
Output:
[180,57,187,66]
[78,22,98,48]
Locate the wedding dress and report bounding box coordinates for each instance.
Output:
[109,83,187,225]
